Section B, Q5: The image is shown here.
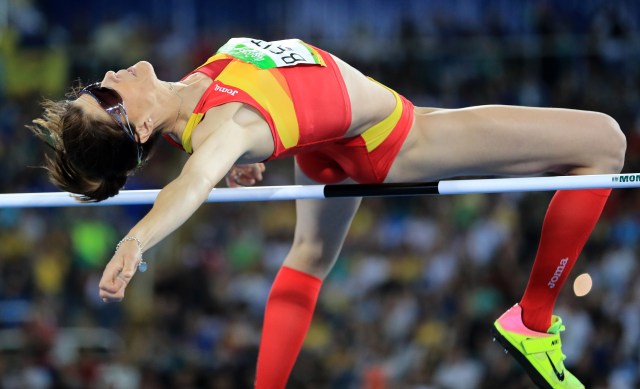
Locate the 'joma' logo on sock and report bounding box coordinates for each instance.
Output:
[548,257,569,288]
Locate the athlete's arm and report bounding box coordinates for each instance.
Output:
[132,126,247,248]
[98,116,255,302]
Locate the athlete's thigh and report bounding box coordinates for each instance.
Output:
[282,162,362,278]
[387,105,622,182]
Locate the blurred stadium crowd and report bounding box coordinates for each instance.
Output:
[2,0,640,388]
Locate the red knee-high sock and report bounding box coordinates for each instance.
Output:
[255,266,322,389]
[519,189,611,332]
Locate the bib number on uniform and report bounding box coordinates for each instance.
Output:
[217,38,325,69]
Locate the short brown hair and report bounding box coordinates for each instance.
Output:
[28,87,160,201]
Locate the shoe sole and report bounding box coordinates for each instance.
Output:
[491,324,553,389]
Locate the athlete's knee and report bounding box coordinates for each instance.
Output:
[596,113,626,173]
[284,237,338,278]
[575,112,627,174]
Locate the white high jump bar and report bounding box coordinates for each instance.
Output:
[1,173,639,208]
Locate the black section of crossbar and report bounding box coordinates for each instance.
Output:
[323,182,440,198]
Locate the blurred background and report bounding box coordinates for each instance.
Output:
[2,0,640,388]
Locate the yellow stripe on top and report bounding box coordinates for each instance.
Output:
[215,61,300,148]
[181,113,204,154]
[178,53,232,154]
[196,53,233,72]
[360,86,403,152]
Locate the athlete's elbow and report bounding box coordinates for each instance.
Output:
[171,172,217,205]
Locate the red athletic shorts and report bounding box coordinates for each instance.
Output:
[296,90,414,184]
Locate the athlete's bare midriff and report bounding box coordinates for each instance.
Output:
[329,54,399,139]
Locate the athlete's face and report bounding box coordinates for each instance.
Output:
[75,61,159,142]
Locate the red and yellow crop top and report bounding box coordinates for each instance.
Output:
[169,37,353,160]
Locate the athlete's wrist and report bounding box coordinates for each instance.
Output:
[115,236,148,273]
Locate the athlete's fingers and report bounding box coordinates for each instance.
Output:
[233,174,255,186]
[225,166,245,187]
[226,164,264,187]
[225,173,236,187]
[99,260,124,294]
[250,163,264,181]
[99,250,139,302]
[226,171,246,187]
[99,265,127,303]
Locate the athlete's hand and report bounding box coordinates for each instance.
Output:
[225,163,265,187]
[99,239,141,303]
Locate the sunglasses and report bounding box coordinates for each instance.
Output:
[80,83,143,165]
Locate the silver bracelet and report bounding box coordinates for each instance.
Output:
[115,236,148,273]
